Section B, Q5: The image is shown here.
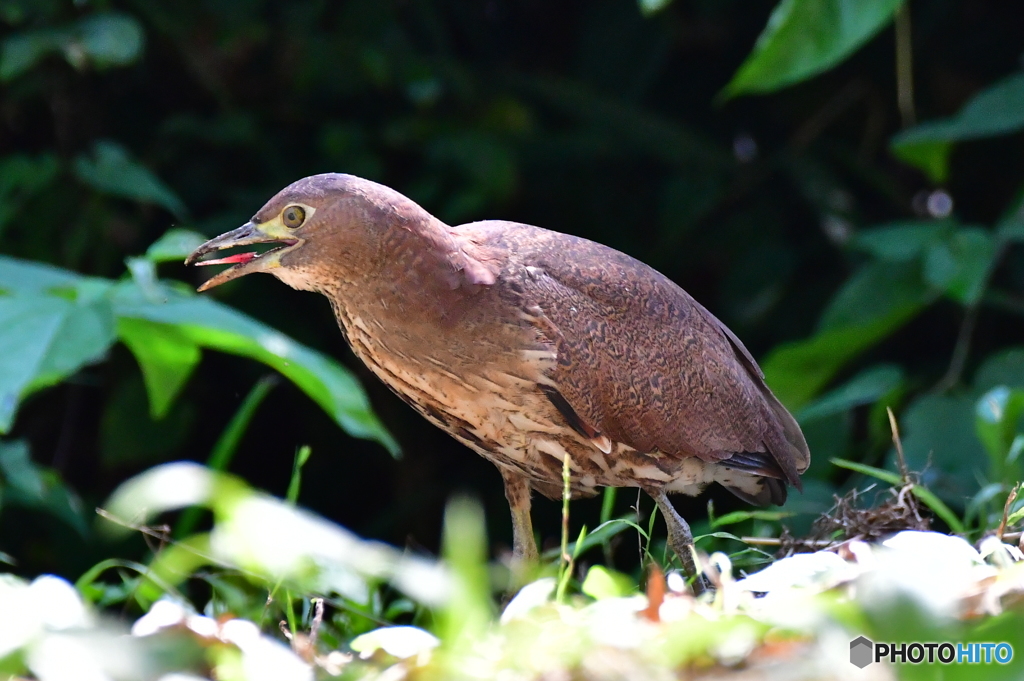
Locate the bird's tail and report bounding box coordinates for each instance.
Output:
[760,390,811,489]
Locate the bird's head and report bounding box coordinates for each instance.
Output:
[186,173,435,293]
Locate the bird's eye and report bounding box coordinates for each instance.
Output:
[282,205,306,228]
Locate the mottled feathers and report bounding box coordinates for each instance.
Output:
[451,219,810,505]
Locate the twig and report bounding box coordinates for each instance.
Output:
[997,484,1021,542]
[561,455,571,565]
[740,537,837,547]
[790,80,867,150]
[310,597,324,642]
[556,454,574,602]
[96,508,171,547]
[887,407,910,482]
[934,243,1009,393]
[933,305,979,393]
[894,2,916,128]
[97,507,270,590]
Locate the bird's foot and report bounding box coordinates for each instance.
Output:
[647,488,710,596]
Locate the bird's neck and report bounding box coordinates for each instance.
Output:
[313,224,472,329]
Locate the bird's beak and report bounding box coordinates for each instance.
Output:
[185,220,301,292]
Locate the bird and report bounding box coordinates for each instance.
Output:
[186,173,810,590]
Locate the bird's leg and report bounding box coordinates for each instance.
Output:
[647,488,707,596]
[500,468,538,586]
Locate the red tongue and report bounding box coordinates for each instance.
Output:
[196,252,257,266]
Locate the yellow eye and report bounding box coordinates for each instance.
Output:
[282,205,306,228]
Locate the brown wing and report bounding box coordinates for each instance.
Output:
[457,221,809,489]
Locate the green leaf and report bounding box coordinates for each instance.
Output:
[889,139,952,184]
[830,456,901,484]
[797,364,904,422]
[111,283,398,455]
[0,440,88,536]
[145,228,208,263]
[74,140,187,219]
[124,256,163,303]
[998,219,1024,244]
[286,445,312,505]
[75,13,144,69]
[0,292,116,432]
[891,72,1024,182]
[0,254,394,454]
[721,0,903,98]
[779,256,932,411]
[922,228,996,305]
[974,348,1024,393]
[975,386,1024,483]
[117,318,201,419]
[637,0,674,16]
[849,221,950,261]
[1008,498,1024,527]
[542,516,640,561]
[818,260,933,332]
[0,12,143,81]
[0,27,63,81]
[763,307,922,410]
[0,254,82,292]
[710,510,795,528]
[899,393,986,503]
[581,565,635,599]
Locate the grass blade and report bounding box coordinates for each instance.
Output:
[174,375,277,538]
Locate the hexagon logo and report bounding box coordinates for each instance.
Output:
[850,636,874,668]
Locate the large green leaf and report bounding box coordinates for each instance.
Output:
[891,72,1024,182]
[761,309,915,410]
[0,255,82,293]
[0,290,116,433]
[74,140,187,219]
[849,221,951,262]
[117,318,202,420]
[849,222,995,306]
[110,283,398,455]
[0,255,394,453]
[817,260,933,332]
[899,393,986,503]
[762,240,930,410]
[721,0,904,98]
[922,228,996,305]
[797,363,904,422]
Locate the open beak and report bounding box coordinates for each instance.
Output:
[186,221,300,291]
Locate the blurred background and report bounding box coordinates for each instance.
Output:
[2,0,1024,583]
